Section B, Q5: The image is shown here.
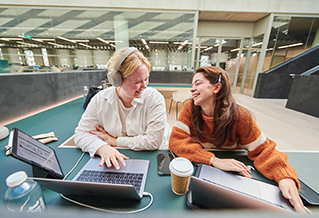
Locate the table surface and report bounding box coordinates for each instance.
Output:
[1,97,319,213]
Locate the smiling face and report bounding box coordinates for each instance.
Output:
[191,72,221,115]
[117,64,149,104]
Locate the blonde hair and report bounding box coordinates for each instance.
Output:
[107,47,150,80]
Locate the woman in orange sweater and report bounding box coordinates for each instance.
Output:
[169,66,308,213]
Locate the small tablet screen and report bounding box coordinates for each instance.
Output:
[10,128,64,178]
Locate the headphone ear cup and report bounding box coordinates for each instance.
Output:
[107,69,122,87]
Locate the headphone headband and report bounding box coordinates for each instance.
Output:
[107,47,138,87]
[113,47,138,73]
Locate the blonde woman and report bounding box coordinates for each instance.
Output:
[75,47,169,170]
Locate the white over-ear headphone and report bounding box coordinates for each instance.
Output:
[107,47,138,87]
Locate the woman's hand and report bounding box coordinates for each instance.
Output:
[211,157,252,178]
[279,178,312,214]
[95,144,129,170]
[90,126,117,146]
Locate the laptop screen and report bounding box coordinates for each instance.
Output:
[10,128,64,178]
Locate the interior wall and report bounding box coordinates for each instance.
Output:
[198,21,254,38]
[6,0,319,15]
[253,15,271,37]
[0,70,106,125]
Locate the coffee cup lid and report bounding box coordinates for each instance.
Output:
[169,157,193,177]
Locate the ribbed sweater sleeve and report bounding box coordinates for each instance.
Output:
[169,100,214,165]
[236,109,299,189]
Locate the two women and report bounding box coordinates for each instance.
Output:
[74,47,306,212]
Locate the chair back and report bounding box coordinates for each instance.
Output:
[172,89,192,103]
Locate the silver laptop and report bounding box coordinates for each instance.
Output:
[33,158,149,200]
[8,128,149,201]
[190,164,293,212]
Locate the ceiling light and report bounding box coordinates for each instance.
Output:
[204,47,213,51]
[214,40,226,47]
[0,38,23,41]
[173,41,191,45]
[79,43,92,48]
[149,41,169,44]
[278,45,289,49]
[108,40,123,43]
[278,43,303,49]
[141,39,147,45]
[32,38,43,42]
[97,38,109,44]
[37,38,55,41]
[74,39,89,42]
[231,48,240,52]
[48,42,64,47]
[16,41,38,47]
[287,43,303,47]
[252,42,263,47]
[182,40,189,46]
[58,36,76,43]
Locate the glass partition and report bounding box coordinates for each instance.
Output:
[0,7,195,73]
[197,37,242,86]
[242,35,264,96]
[265,16,319,71]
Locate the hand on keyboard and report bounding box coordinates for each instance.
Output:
[95,144,129,170]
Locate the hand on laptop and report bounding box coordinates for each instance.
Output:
[279,178,312,214]
[95,144,129,170]
[211,157,252,178]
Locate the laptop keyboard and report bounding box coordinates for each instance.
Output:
[76,170,144,193]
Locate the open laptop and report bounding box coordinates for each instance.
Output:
[188,164,293,212]
[8,128,149,200]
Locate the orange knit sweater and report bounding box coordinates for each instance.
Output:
[169,100,299,189]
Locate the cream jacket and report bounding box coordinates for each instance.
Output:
[74,86,169,157]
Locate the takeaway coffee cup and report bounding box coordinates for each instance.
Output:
[169,157,194,195]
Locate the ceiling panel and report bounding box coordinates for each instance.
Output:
[149,22,194,40]
[199,11,269,22]
[75,21,114,38]
[37,10,72,18]
[45,19,92,37]
[151,13,183,21]
[129,21,166,38]
[2,18,51,37]
[0,8,30,16]
[75,11,110,18]
[0,18,15,26]
[114,12,147,20]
